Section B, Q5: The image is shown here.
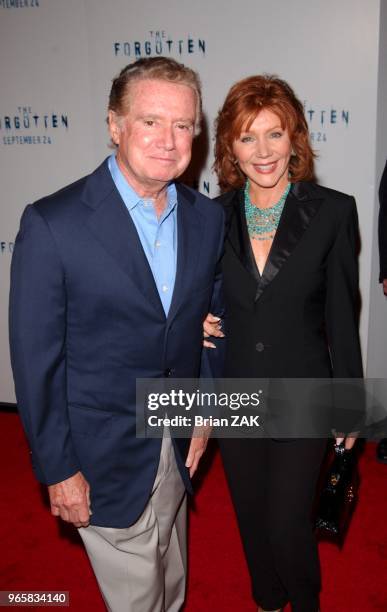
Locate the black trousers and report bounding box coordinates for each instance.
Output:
[218,438,327,612]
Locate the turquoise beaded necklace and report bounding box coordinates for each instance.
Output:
[244,180,291,241]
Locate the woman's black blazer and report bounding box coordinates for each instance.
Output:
[216,181,363,379]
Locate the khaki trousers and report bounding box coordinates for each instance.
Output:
[79,436,187,612]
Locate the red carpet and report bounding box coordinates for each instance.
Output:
[1,412,386,611]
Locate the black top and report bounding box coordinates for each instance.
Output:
[215,181,363,379]
[378,160,387,281]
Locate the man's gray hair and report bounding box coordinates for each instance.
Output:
[108,56,202,134]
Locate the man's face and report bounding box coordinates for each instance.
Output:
[109,78,197,195]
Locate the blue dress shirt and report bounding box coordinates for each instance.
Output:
[108,154,178,316]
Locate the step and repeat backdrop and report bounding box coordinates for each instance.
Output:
[0,0,383,402]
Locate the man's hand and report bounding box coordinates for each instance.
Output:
[48,471,91,528]
[203,312,224,349]
[383,279,387,296]
[185,426,211,477]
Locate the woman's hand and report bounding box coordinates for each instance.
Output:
[334,435,358,450]
[203,312,225,349]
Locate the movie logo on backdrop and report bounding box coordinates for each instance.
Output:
[183,176,211,195]
[113,30,206,59]
[0,0,39,8]
[0,242,14,256]
[0,106,69,146]
[304,101,350,144]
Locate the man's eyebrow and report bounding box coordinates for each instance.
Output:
[135,113,160,119]
[135,113,194,123]
[175,118,195,124]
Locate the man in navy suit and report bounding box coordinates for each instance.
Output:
[9,57,224,611]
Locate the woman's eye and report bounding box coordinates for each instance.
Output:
[270,131,283,138]
[144,120,155,126]
[240,135,254,143]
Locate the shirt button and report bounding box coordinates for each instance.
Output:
[162,285,168,292]
[255,342,265,352]
[164,368,173,377]
[155,241,161,248]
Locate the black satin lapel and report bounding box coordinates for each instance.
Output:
[228,190,261,282]
[86,189,165,317]
[256,191,323,300]
[167,194,204,324]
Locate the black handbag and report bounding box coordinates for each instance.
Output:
[315,443,359,537]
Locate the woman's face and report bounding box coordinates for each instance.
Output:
[232,108,292,198]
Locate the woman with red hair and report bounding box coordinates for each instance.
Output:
[206,75,363,611]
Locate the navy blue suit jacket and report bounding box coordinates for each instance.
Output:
[9,159,224,527]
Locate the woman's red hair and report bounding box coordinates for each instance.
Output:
[214,74,315,191]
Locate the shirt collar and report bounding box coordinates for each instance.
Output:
[108,153,178,212]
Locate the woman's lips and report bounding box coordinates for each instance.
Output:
[253,161,277,174]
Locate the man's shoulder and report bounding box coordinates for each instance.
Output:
[33,176,87,212]
[213,189,239,207]
[176,183,223,219]
[32,159,110,220]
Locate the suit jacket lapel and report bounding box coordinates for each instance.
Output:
[167,184,204,324]
[227,190,260,282]
[226,182,324,300]
[256,182,323,299]
[82,160,165,317]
